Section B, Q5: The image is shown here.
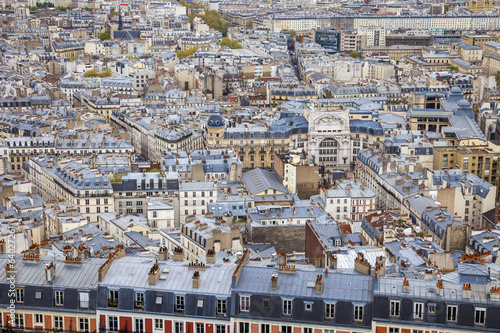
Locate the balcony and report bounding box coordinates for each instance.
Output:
[108,298,118,307]
[134,301,144,310]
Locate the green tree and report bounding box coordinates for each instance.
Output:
[447,65,459,71]
[246,19,253,28]
[83,70,99,77]
[219,37,231,47]
[99,32,111,41]
[176,46,198,59]
[99,70,112,78]
[290,29,296,37]
[230,40,242,49]
[350,50,360,58]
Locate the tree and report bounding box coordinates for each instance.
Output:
[246,19,253,29]
[290,29,296,37]
[496,72,500,87]
[230,40,242,49]
[99,32,111,41]
[176,46,198,59]
[447,65,459,71]
[219,37,231,47]
[83,70,112,78]
[350,50,360,58]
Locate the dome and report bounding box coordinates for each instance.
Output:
[450,86,462,94]
[458,99,470,107]
[207,114,225,128]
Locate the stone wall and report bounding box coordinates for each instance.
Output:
[250,225,305,253]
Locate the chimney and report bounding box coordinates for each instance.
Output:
[495,203,499,226]
[402,277,410,293]
[45,262,55,283]
[148,261,160,285]
[329,254,337,269]
[206,248,216,264]
[278,251,287,266]
[192,270,200,288]
[462,283,472,299]
[173,247,184,261]
[436,280,444,296]
[491,286,500,301]
[375,256,386,277]
[315,274,323,294]
[315,254,325,268]
[271,274,278,290]
[5,263,15,279]
[0,239,5,253]
[188,261,206,271]
[158,247,169,260]
[354,253,371,276]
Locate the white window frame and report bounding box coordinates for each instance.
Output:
[79,291,89,308]
[174,322,184,333]
[108,316,118,332]
[240,295,250,312]
[325,303,335,319]
[79,318,89,332]
[414,302,424,320]
[34,314,43,325]
[54,316,63,330]
[447,305,458,322]
[390,300,401,317]
[55,290,64,306]
[14,314,24,328]
[155,319,163,330]
[283,299,292,315]
[353,305,364,322]
[15,288,24,303]
[475,307,486,326]
[135,318,144,333]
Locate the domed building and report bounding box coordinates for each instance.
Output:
[455,98,474,119]
[207,113,226,147]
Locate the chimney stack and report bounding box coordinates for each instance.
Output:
[5,263,15,279]
[315,254,325,268]
[278,251,287,266]
[402,277,410,293]
[329,254,337,269]
[158,247,169,260]
[192,270,200,288]
[45,262,55,283]
[271,274,278,290]
[173,247,184,261]
[206,249,216,264]
[354,253,371,276]
[462,283,472,299]
[436,280,444,296]
[315,274,323,294]
[148,261,160,285]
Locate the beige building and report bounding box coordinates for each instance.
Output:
[180,215,243,261]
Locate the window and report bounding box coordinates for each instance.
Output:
[353,305,364,322]
[281,326,292,333]
[240,296,250,311]
[239,323,249,333]
[79,318,89,332]
[262,299,270,309]
[79,292,89,308]
[54,317,63,330]
[197,299,204,307]
[427,303,436,314]
[135,318,144,333]
[175,322,184,333]
[283,299,292,315]
[176,295,185,311]
[447,305,457,322]
[305,302,312,311]
[261,324,270,333]
[14,314,23,328]
[15,288,24,302]
[390,300,400,317]
[412,330,423,333]
[109,290,118,306]
[55,290,64,306]
[135,292,144,309]
[217,299,227,315]
[303,329,312,333]
[414,302,423,320]
[216,325,226,333]
[196,324,204,333]
[156,296,162,304]
[35,314,43,325]
[35,290,42,299]
[475,308,486,326]
[109,317,118,332]
[389,329,399,333]
[325,303,335,319]
[155,319,163,330]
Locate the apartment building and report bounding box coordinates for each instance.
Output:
[320,179,376,222]
[206,114,308,170]
[180,216,243,261]
[26,156,114,225]
[179,182,217,223]
[273,153,318,200]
